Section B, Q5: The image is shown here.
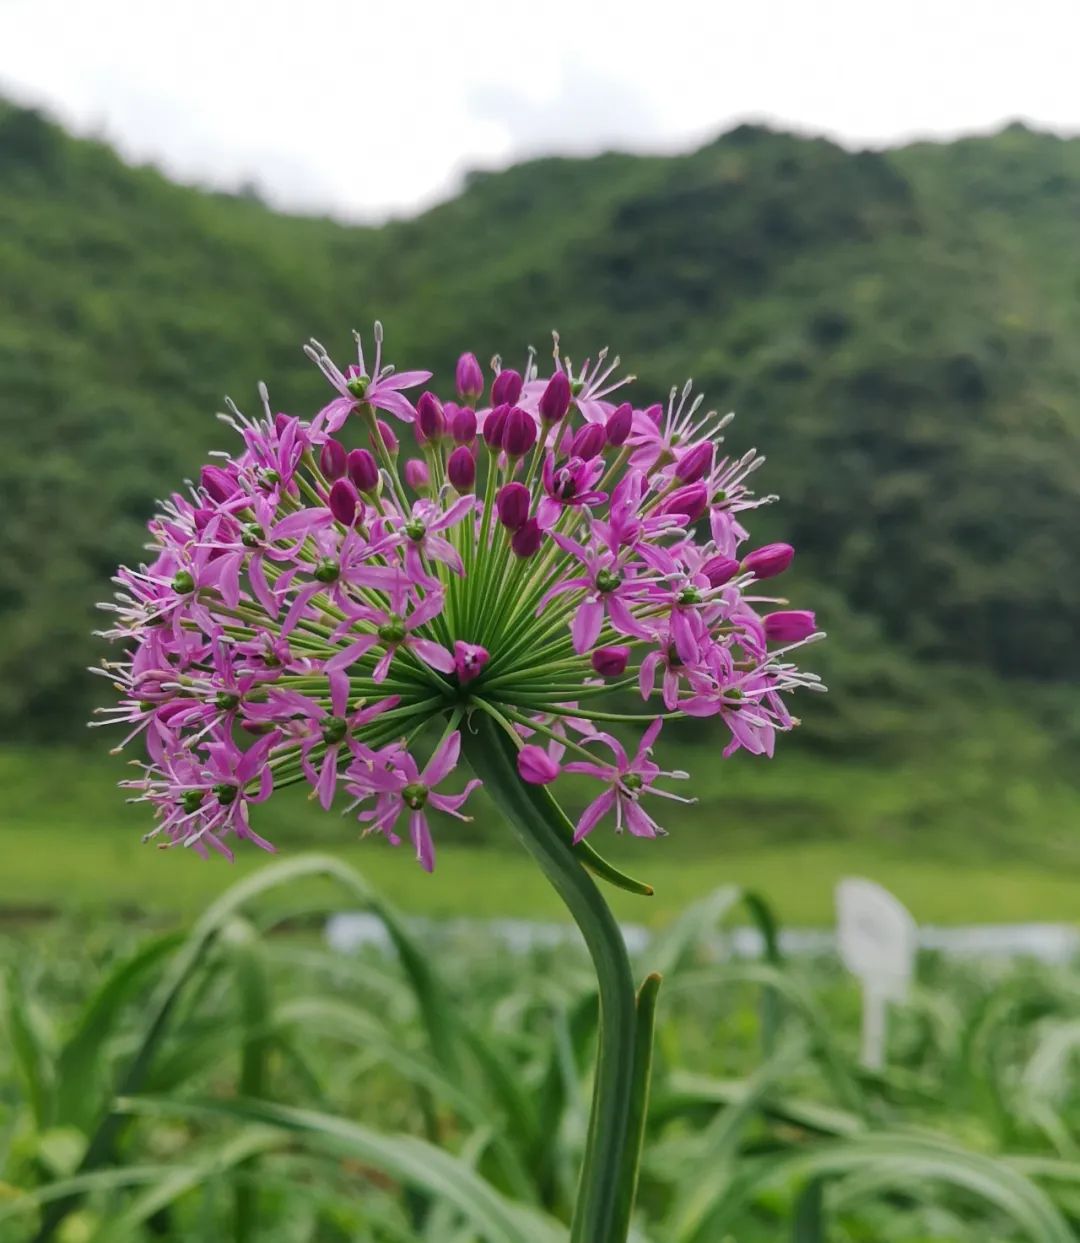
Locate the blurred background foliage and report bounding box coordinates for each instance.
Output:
[2,97,1080,881]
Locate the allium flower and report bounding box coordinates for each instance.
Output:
[96,324,823,869]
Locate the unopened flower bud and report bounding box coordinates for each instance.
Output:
[742,542,794,580]
[572,422,607,461]
[502,406,538,457]
[200,465,237,503]
[347,448,379,493]
[676,441,714,484]
[450,405,477,444]
[404,458,430,491]
[496,482,530,530]
[274,413,293,436]
[454,640,489,684]
[328,478,360,525]
[605,402,633,446]
[517,744,560,785]
[483,403,509,450]
[702,555,740,587]
[764,610,816,643]
[511,518,542,558]
[416,391,445,442]
[592,646,631,677]
[492,368,523,406]
[659,482,708,523]
[447,445,476,491]
[371,419,398,457]
[319,438,347,481]
[455,352,485,402]
[538,371,572,422]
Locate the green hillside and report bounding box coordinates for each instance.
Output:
[2,98,1079,851]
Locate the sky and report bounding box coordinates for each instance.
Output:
[2,0,1079,221]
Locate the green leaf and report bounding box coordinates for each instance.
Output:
[115,1094,564,1243]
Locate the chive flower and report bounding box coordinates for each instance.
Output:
[95,325,823,869]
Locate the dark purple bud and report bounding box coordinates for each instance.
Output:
[447,445,476,491]
[454,640,489,684]
[701,555,740,588]
[450,405,477,444]
[492,368,523,406]
[591,645,631,677]
[538,371,572,422]
[606,402,633,446]
[764,610,816,643]
[676,440,714,484]
[517,744,560,785]
[482,403,510,450]
[742,542,794,580]
[502,406,538,457]
[328,478,360,525]
[659,482,708,523]
[496,482,530,530]
[511,517,542,558]
[572,422,607,461]
[455,352,485,401]
[404,458,430,491]
[319,438,347,481]
[416,391,446,442]
[346,448,379,493]
[200,465,237,503]
[371,419,398,457]
[274,413,292,436]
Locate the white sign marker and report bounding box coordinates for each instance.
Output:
[835,878,918,1070]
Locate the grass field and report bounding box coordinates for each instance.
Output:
[5,741,1080,928]
[6,822,1080,928]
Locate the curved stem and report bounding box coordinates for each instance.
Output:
[463,712,640,1243]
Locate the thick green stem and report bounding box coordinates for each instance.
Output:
[463,715,642,1243]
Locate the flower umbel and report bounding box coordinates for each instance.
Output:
[96,325,823,867]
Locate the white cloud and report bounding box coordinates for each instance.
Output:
[2,0,1079,218]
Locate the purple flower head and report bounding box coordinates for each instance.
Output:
[518,745,561,786]
[496,482,531,531]
[742,542,794,580]
[606,402,633,446]
[347,448,380,494]
[502,406,538,458]
[592,646,631,677]
[564,722,692,842]
[307,327,430,434]
[511,518,543,558]
[455,353,485,402]
[676,441,715,484]
[100,323,821,874]
[572,422,608,461]
[764,610,816,643]
[348,731,480,871]
[319,438,347,481]
[328,478,360,526]
[482,403,510,450]
[538,371,572,423]
[658,483,709,523]
[447,445,477,491]
[450,405,477,444]
[416,391,446,442]
[372,419,399,457]
[201,465,239,504]
[404,458,431,492]
[701,554,740,588]
[492,368,523,406]
[454,641,489,684]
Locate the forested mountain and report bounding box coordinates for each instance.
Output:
[2,98,1079,752]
